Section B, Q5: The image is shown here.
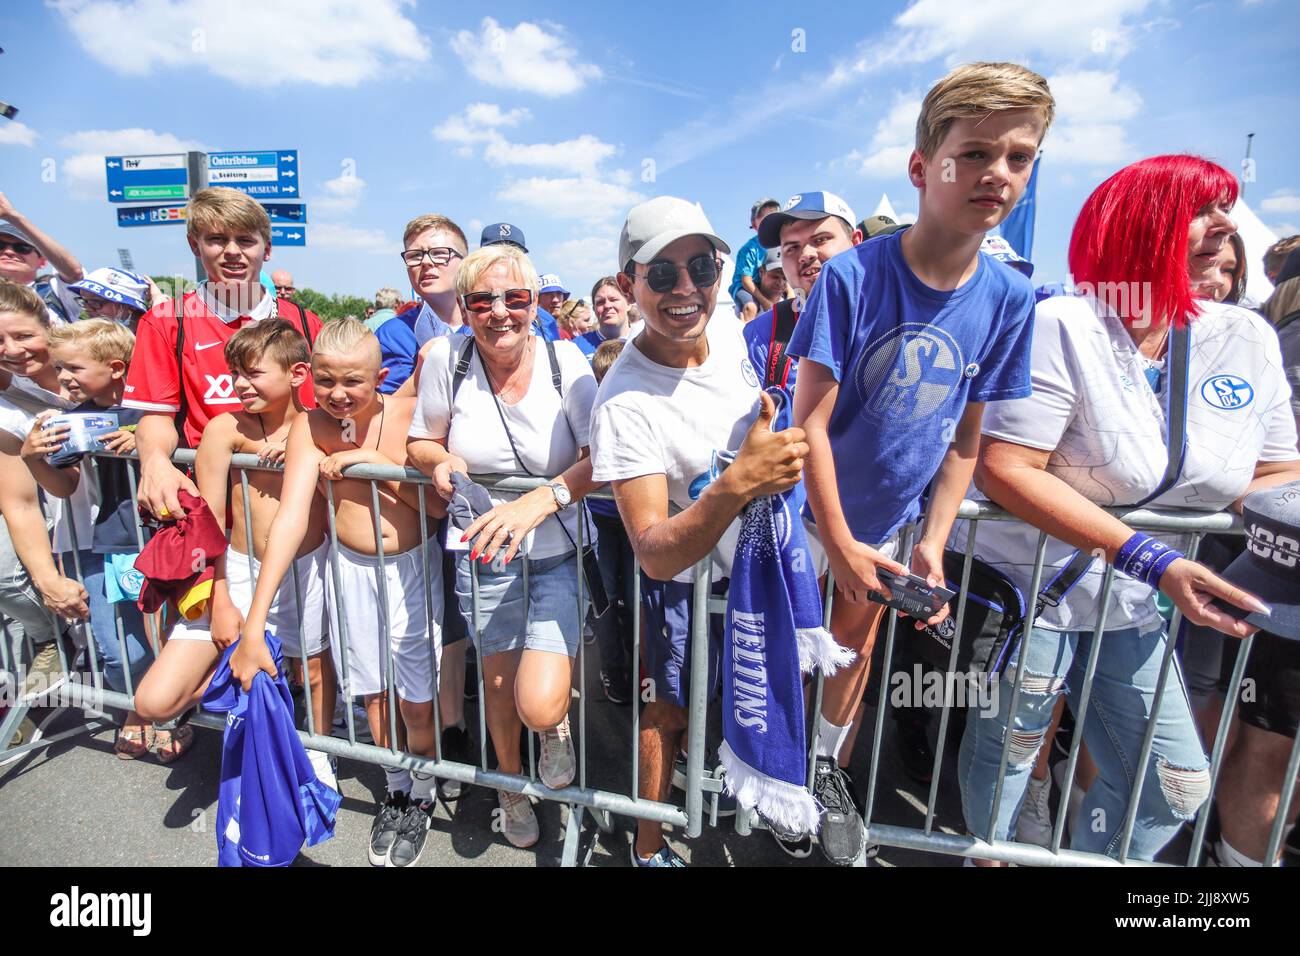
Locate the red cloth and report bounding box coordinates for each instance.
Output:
[134,490,228,615]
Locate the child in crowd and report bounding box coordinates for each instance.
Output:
[130,321,336,777]
[234,318,446,869]
[788,61,1055,863]
[18,319,155,757]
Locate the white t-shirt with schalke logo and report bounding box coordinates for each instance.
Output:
[956,294,1300,633]
[589,310,761,583]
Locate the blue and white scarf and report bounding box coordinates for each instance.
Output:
[718,389,854,835]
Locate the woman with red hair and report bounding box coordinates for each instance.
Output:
[956,155,1300,863]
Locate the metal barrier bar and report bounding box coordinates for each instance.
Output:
[7,447,1293,870]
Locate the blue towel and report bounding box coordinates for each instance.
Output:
[719,389,854,835]
[202,634,341,867]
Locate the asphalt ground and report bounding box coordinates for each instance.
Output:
[0,642,971,868]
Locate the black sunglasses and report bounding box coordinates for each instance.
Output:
[635,254,721,294]
[0,239,36,256]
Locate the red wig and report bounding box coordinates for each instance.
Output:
[1068,155,1238,328]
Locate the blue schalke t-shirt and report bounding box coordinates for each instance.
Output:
[786,231,1035,544]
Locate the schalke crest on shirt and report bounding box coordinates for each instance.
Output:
[853,323,965,424]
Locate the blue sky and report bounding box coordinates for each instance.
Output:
[2,0,1298,303]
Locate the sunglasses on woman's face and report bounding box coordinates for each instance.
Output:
[637,254,721,294]
[462,288,534,314]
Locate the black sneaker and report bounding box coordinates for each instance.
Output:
[438,726,469,802]
[761,812,814,859]
[387,799,435,867]
[893,712,935,785]
[600,668,631,705]
[812,756,864,865]
[368,791,409,866]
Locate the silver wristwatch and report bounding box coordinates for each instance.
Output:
[548,482,572,510]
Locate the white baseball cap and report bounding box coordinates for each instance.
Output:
[619,197,730,270]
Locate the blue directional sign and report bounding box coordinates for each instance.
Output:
[260,202,307,224]
[270,225,307,247]
[208,149,299,198]
[116,203,188,227]
[105,153,189,203]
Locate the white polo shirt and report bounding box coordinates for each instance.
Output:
[954,294,1299,632]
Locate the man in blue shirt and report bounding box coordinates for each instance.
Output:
[788,61,1053,863]
[743,191,861,398]
[728,197,780,322]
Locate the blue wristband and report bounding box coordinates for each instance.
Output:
[1114,532,1183,589]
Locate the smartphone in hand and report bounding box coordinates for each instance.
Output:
[868,567,955,620]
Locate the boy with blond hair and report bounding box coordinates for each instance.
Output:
[130,320,336,775]
[126,186,321,523]
[18,318,155,756]
[235,317,446,868]
[789,62,1055,863]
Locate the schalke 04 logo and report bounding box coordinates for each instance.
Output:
[1200,374,1254,410]
[854,323,965,423]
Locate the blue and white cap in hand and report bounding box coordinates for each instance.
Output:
[758,192,858,248]
[1214,479,1300,640]
[980,235,1035,279]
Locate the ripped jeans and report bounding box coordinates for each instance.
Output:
[958,622,1209,861]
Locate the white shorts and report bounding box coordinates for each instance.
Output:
[326,538,442,704]
[168,540,331,659]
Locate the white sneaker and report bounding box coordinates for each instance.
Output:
[1016,771,1054,848]
[497,790,539,848]
[538,715,576,790]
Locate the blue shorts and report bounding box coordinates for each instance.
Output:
[639,573,728,710]
[454,550,585,658]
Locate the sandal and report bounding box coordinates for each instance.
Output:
[115,724,155,760]
[154,724,194,764]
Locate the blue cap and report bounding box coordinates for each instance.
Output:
[758,192,857,248]
[981,235,1034,278]
[538,273,569,295]
[68,267,150,313]
[481,222,528,253]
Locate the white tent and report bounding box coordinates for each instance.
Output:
[1231,197,1278,307]
[872,193,900,222]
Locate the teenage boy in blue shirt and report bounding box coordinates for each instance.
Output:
[788,61,1056,865]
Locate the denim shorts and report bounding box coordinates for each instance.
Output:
[454,550,585,658]
[639,574,728,710]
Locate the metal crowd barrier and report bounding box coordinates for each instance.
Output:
[1,449,1297,868]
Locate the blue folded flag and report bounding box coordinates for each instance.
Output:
[202,633,341,867]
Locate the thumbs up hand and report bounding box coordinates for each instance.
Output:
[724,391,809,501]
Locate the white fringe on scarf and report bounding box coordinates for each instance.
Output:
[796,625,856,676]
[718,740,822,836]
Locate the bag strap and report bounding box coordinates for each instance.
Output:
[451,335,563,401]
[764,299,798,389]
[171,295,190,448]
[283,298,315,345]
[1275,309,1300,335]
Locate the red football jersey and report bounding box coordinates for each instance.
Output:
[123,291,322,448]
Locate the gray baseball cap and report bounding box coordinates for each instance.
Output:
[762,247,784,272]
[0,218,38,247]
[618,197,730,270]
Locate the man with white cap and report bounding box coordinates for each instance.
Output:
[589,195,809,866]
[537,273,570,316]
[0,190,83,325]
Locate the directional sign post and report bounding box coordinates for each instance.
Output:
[207,150,299,198]
[260,202,307,224]
[115,203,188,227]
[105,152,189,203]
[270,225,307,247]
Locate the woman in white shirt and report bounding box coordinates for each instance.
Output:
[957,155,1300,862]
[407,244,599,850]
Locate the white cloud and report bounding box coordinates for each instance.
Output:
[310,222,393,254]
[1261,192,1300,215]
[842,94,921,178]
[316,172,367,212]
[60,127,205,199]
[1043,70,1143,166]
[436,103,622,177]
[828,0,1156,86]
[450,17,601,97]
[0,121,38,147]
[496,176,644,223]
[541,234,620,290]
[433,103,532,153]
[50,0,431,87]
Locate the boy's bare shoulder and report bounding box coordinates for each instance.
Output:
[197,411,240,449]
[304,407,344,451]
